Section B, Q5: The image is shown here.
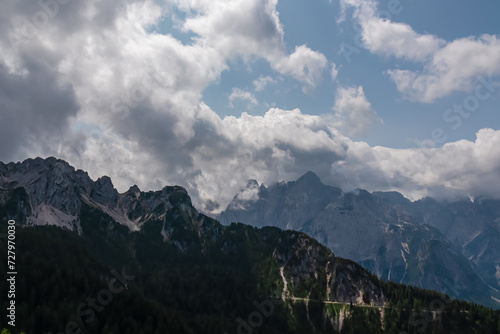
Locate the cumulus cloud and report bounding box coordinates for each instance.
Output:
[179,0,285,60]
[340,0,443,62]
[332,128,500,201]
[340,0,500,102]
[388,36,500,102]
[330,86,381,137]
[273,45,328,93]
[179,0,328,92]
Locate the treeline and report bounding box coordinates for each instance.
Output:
[0,209,316,333]
[381,281,500,334]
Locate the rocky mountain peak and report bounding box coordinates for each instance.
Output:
[0,157,95,232]
[245,179,259,189]
[295,170,322,186]
[372,191,411,206]
[91,176,119,207]
[1,156,78,186]
[0,157,198,233]
[126,184,141,195]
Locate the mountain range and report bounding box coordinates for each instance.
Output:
[1,157,500,333]
[217,171,500,309]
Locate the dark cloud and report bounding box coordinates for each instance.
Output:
[114,102,194,172]
[0,0,125,47]
[0,58,80,162]
[184,119,237,160]
[276,143,345,177]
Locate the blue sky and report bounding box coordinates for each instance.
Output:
[1,0,499,212]
[195,0,500,148]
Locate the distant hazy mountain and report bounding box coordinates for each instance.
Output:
[218,171,500,309]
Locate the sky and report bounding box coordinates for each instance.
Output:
[0,0,499,213]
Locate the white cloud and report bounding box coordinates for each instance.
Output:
[340,0,500,102]
[339,128,500,201]
[361,19,444,62]
[253,75,276,91]
[189,107,349,208]
[237,185,260,202]
[331,86,381,137]
[330,62,339,80]
[179,0,284,59]
[272,45,328,93]
[223,108,347,155]
[388,35,500,102]
[228,88,258,108]
[340,0,443,62]
[178,0,327,91]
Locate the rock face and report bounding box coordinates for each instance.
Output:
[218,172,500,308]
[273,231,386,306]
[0,157,387,308]
[0,157,93,231]
[0,157,196,233]
[408,197,500,283]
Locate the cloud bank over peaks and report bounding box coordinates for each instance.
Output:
[340,0,500,102]
[359,128,500,201]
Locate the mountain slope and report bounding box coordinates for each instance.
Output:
[0,158,382,333]
[408,197,500,293]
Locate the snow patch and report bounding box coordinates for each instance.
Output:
[401,242,410,254]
